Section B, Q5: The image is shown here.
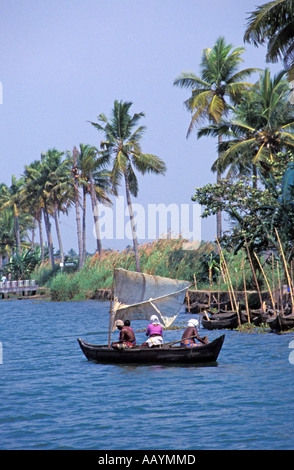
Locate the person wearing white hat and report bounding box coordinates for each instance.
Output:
[181,318,209,348]
[111,319,136,349]
[141,315,163,347]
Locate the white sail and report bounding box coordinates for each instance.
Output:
[112,268,191,330]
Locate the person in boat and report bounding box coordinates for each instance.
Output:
[112,319,137,349]
[181,319,209,348]
[141,314,163,347]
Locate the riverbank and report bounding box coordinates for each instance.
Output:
[29,238,294,335]
[48,238,219,301]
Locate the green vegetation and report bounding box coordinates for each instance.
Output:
[30,237,283,301]
[45,239,218,301]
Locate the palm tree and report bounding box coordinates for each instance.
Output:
[25,149,70,269]
[76,143,112,261]
[90,100,166,272]
[71,146,83,269]
[244,0,294,80]
[0,207,16,266]
[23,160,46,263]
[174,36,259,237]
[0,176,25,255]
[0,181,35,264]
[35,155,55,268]
[42,148,72,267]
[211,69,294,176]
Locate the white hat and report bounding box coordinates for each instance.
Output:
[150,315,160,325]
[188,319,199,327]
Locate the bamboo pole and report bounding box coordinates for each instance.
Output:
[272,252,275,307]
[242,249,250,323]
[253,252,276,315]
[215,238,238,311]
[276,260,284,316]
[186,291,191,313]
[220,262,234,311]
[215,237,240,326]
[217,275,220,311]
[274,228,294,313]
[208,267,212,307]
[291,260,294,295]
[244,235,263,310]
[193,273,198,290]
[108,267,116,347]
[204,310,211,321]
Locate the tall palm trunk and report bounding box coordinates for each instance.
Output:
[252,164,257,189]
[217,135,223,238]
[31,220,36,248]
[43,202,55,268]
[82,186,87,264]
[89,171,102,256]
[72,147,83,269]
[124,173,140,272]
[37,215,45,263]
[14,204,21,255]
[53,204,64,266]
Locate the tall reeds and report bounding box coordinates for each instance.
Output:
[216,237,241,326]
[275,228,294,312]
[253,252,276,315]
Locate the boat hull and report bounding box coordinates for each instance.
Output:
[201,314,239,330]
[77,335,225,365]
[268,314,294,332]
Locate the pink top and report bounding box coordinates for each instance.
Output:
[146,323,163,337]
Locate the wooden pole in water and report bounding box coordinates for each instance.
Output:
[253,252,276,315]
[272,252,276,308]
[242,249,250,323]
[275,228,294,313]
[244,235,263,310]
[186,291,191,313]
[276,260,284,316]
[216,238,238,310]
[193,273,198,290]
[208,266,212,307]
[220,261,234,311]
[216,237,240,326]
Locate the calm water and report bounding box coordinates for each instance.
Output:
[1,299,294,450]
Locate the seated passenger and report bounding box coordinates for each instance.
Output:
[141,315,163,347]
[112,319,136,349]
[181,319,209,348]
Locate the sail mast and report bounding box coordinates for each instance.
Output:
[108,267,115,346]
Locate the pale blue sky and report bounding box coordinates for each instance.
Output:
[0,0,282,252]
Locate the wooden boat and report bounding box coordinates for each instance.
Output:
[268,314,294,332]
[185,300,209,313]
[77,268,225,365]
[209,311,237,320]
[201,313,239,330]
[77,335,225,365]
[202,309,261,328]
